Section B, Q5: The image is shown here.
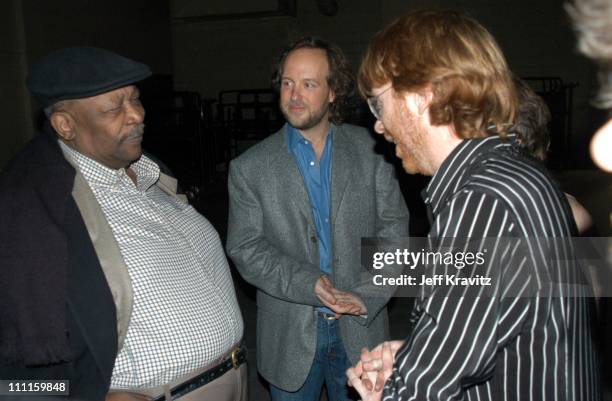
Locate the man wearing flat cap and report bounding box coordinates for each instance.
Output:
[0,47,246,401]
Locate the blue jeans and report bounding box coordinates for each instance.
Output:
[269,315,355,401]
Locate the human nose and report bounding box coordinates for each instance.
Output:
[126,102,145,124]
[374,120,385,134]
[290,85,301,100]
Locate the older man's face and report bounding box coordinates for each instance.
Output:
[64,85,145,169]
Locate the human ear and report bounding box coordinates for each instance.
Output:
[329,87,336,103]
[374,120,384,134]
[50,112,76,141]
[402,92,425,115]
[415,90,433,116]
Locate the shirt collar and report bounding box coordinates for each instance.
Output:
[286,123,334,153]
[58,140,160,191]
[423,134,517,216]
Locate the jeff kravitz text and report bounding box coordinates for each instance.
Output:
[373,274,491,286]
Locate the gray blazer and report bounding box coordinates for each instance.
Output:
[227,123,409,391]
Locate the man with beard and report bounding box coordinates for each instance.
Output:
[346,10,599,401]
[227,37,409,401]
[0,47,245,401]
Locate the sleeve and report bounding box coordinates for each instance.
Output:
[383,191,534,401]
[226,160,323,306]
[350,156,410,326]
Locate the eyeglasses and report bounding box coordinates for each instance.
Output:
[366,86,392,119]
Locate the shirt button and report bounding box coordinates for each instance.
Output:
[310,161,315,166]
[325,218,329,223]
[305,140,309,144]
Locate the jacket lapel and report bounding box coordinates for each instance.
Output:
[271,126,314,226]
[331,126,351,225]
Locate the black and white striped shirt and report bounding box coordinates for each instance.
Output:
[384,135,599,401]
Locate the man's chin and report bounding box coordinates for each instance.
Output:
[134,149,143,161]
[124,148,143,166]
[283,110,325,131]
[400,158,420,175]
[285,115,311,130]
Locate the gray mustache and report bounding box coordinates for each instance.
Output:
[126,124,145,139]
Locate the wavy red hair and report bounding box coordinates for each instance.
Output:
[359,10,517,139]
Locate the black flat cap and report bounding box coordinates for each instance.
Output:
[26,47,152,108]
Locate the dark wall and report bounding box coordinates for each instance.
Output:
[22,0,173,74]
[0,0,175,169]
[0,0,34,169]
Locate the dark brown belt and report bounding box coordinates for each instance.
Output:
[152,342,247,401]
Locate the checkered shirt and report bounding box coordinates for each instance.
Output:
[60,143,243,388]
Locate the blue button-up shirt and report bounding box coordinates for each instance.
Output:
[287,125,334,313]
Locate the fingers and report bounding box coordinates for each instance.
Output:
[356,347,376,391]
[372,366,385,392]
[329,289,367,315]
[364,340,403,363]
[321,290,360,314]
[360,346,382,392]
[356,349,373,391]
[363,357,382,371]
[315,276,337,306]
[375,341,394,391]
[349,348,391,398]
[388,340,405,359]
[347,364,385,401]
[370,346,392,392]
[320,292,337,306]
[320,296,360,315]
[329,287,354,301]
[382,342,394,373]
[329,302,360,315]
[360,346,376,367]
[320,274,334,287]
[346,367,368,398]
[316,278,368,316]
[350,359,364,381]
[334,301,361,315]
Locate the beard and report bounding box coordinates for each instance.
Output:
[393,107,430,175]
[281,100,330,131]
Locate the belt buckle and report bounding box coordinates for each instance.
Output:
[231,348,239,369]
[319,311,336,321]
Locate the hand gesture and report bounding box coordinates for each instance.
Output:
[329,287,367,315]
[346,340,404,400]
[315,275,368,316]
